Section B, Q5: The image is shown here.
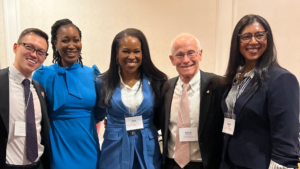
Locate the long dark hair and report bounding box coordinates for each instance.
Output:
[51,19,83,67]
[98,28,168,108]
[224,14,278,87]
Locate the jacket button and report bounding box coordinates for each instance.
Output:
[132,131,135,136]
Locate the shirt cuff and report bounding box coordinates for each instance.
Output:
[268,160,294,169]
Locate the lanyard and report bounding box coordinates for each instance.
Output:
[24,91,32,113]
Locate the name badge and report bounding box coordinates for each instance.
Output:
[14,121,26,136]
[179,128,198,142]
[125,116,144,131]
[222,118,235,135]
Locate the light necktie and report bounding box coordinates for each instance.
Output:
[22,79,38,163]
[174,83,190,168]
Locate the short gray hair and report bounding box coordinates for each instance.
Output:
[170,33,201,56]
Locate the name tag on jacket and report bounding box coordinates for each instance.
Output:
[125,116,144,131]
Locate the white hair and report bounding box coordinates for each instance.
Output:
[170,33,201,56]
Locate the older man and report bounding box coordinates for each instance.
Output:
[0,28,50,169]
[158,33,225,169]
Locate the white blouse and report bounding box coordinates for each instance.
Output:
[119,72,143,115]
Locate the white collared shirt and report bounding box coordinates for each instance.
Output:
[168,70,202,162]
[6,65,44,165]
[119,72,143,115]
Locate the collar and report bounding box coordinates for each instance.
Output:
[118,67,141,91]
[9,64,32,85]
[244,68,255,79]
[178,70,200,93]
[55,62,81,71]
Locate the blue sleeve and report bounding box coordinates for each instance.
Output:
[32,65,46,87]
[92,64,101,79]
[268,72,300,167]
[94,75,106,123]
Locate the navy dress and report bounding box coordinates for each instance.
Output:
[95,75,162,169]
[33,63,103,169]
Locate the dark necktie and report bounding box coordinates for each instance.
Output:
[22,79,38,163]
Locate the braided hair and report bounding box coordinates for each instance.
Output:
[51,19,83,67]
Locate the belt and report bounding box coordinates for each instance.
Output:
[5,160,41,169]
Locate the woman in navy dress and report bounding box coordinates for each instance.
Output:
[33,19,103,169]
[95,28,167,169]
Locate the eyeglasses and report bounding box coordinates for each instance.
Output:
[19,43,48,58]
[174,51,198,60]
[238,31,268,43]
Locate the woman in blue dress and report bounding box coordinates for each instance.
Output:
[95,28,167,169]
[33,19,103,169]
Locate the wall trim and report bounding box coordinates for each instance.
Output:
[3,0,20,66]
[215,0,235,76]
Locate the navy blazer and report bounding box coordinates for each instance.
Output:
[0,68,50,169]
[221,65,299,168]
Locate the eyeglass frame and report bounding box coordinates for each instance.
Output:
[173,50,200,60]
[238,31,268,44]
[18,42,48,58]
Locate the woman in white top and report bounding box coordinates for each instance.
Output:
[95,28,167,169]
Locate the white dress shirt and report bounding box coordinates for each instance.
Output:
[6,65,44,165]
[119,72,143,115]
[168,70,202,162]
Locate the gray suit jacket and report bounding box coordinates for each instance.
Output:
[0,67,50,169]
[158,70,225,169]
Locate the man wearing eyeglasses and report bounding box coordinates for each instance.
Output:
[157,33,225,169]
[0,28,50,169]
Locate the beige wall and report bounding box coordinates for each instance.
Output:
[1,0,300,81]
[0,0,6,69]
[234,0,300,85]
[14,0,218,78]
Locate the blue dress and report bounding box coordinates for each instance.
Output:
[33,63,102,169]
[95,75,162,169]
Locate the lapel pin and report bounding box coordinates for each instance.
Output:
[206,90,210,94]
[41,91,45,98]
[148,81,150,85]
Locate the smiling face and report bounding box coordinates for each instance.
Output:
[54,25,82,67]
[117,36,142,77]
[13,33,47,78]
[169,35,202,83]
[239,22,267,66]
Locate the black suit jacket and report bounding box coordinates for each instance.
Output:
[158,70,225,169]
[0,67,50,169]
[221,66,299,169]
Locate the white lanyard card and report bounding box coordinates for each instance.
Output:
[222,118,235,135]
